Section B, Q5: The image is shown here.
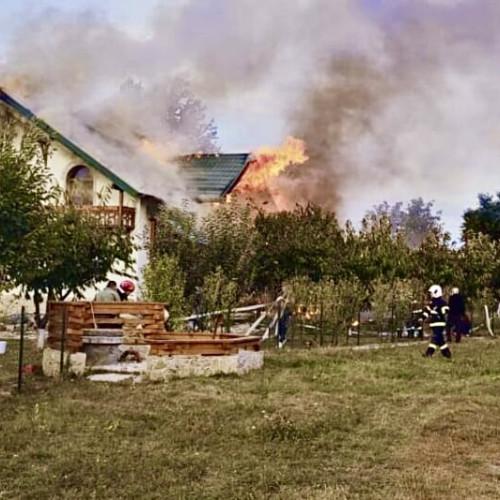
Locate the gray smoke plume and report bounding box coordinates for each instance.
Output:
[0,0,499,233]
[288,0,500,233]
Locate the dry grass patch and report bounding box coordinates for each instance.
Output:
[1,338,500,498]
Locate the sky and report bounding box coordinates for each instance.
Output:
[0,0,498,240]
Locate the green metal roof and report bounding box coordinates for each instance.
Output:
[0,89,139,197]
[178,153,251,201]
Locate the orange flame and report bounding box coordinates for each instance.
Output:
[140,137,168,164]
[237,136,308,192]
[1,75,35,99]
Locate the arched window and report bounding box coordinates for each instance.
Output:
[67,166,93,205]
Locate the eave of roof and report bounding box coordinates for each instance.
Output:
[0,89,140,197]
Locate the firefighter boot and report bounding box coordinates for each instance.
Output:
[423,344,437,357]
[440,344,452,358]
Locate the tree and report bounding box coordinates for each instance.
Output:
[368,198,442,248]
[121,77,219,153]
[463,193,500,241]
[0,114,135,324]
[164,78,220,153]
[17,206,135,325]
[351,214,411,287]
[453,232,500,303]
[252,204,347,292]
[410,230,455,289]
[201,203,256,295]
[149,205,208,298]
[202,267,238,332]
[0,114,56,289]
[142,255,188,325]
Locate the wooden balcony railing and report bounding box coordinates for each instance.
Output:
[77,205,136,231]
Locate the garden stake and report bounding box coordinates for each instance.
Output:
[17,306,25,393]
[59,306,67,379]
[357,310,361,346]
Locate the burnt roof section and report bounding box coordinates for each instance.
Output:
[178,153,251,201]
[0,89,139,197]
[0,88,251,203]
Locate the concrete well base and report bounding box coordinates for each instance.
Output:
[145,349,264,382]
[42,348,86,377]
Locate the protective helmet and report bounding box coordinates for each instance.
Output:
[428,284,442,298]
[451,287,459,295]
[120,280,135,293]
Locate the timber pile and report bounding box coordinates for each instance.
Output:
[146,332,261,356]
[47,301,261,356]
[47,302,88,352]
[47,301,166,352]
[88,302,165,343]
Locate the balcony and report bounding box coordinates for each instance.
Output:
[77,205,136,231]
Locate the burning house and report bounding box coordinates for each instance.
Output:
[0,88,308,293]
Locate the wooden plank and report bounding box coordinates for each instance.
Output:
[151,345,238,356]
[48,328,84,336]
[122,328,165,335]
[92,303,164,310]
[48,322,85,330]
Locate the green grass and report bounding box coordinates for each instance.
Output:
[2,339,500,499]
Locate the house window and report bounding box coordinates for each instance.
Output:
[67,166,93,205]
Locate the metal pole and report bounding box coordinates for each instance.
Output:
[17,307,25,393]
[59,306,67,379]
[319,301,324,347]
[357,310,361,346]
[276,300,281,348]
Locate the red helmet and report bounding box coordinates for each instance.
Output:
[120,280,135,293]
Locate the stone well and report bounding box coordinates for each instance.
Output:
[43,301,264,381]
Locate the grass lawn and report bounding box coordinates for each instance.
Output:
[1,338,500,499]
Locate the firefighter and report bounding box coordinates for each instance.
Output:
[447,287,466,342]
[422,284,451,358]
[95,281,120,302]
[117,280,135,301]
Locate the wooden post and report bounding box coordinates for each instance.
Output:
[357,310,361,346]
[276,300,282,348]
[118,189,124,229]
[319,301,324,346]
[17,307,25,393]
[59,306,67,379]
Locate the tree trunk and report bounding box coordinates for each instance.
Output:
[33,290,43,328]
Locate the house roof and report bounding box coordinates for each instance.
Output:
[0,89,251,202]
[178,153,251,201]
[0,89,140,197]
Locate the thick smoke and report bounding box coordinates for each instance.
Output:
[288,0,500,233]
[1,0,499,232]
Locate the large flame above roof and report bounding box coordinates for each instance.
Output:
[236,136,308,193]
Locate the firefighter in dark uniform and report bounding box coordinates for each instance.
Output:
[422,284,452,358]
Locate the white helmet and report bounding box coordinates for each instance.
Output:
[428,285,442,298]
[451,287,459,295]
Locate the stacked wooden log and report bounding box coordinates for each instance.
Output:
[47,302,88,353]
[47,301,166,352]
[88,302,165,343]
